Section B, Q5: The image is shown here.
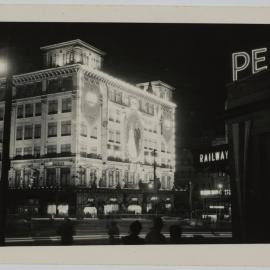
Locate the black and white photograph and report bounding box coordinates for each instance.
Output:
[0,19,269,249]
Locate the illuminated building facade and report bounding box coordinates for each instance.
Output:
[0,40,176,216]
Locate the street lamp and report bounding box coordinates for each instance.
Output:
[0,49,13,246]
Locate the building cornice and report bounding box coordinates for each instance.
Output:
[0,64,177,108]
[0,65,80,85]
[80,66,177,108]
[40,39,106,56]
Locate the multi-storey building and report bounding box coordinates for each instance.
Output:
[0,39,176,217]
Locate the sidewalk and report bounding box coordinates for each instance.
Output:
[5,231,232,246]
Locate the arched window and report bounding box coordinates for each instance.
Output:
[109,170,114,187]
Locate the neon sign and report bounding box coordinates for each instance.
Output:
[199,150,228,163]
[232,47,268,81]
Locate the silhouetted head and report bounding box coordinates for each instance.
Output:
[170,224,182,240]
[152,217,164,231]
[130,220,142,236]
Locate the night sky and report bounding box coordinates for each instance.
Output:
[1,22,270,150]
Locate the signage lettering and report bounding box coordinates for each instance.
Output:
[199,150,228,163]
[232,47,268,81]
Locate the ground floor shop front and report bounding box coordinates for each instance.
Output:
[7,187,175,218]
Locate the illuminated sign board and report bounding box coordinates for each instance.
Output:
[200,190,221,196]
[199,150,228,163]
[232,47,268,81]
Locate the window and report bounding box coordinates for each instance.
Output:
[80,145,87,157]
[47,145,57,154]
[62,97,72,113]
[60,168,70,186]
[116,131,120,143]
[115,110,120,123]
[61,120,71,136]
[24,147,32,156]
[108,170,114,187]
[34,124,41,139]
[16,126,23,140]
[16,148,22,156]
[0,107,4,120]
[108,130,114,142]
[35,102,41,116]
[90,127,97,139]
[0,129,3,143]
[60,144,71,154]
[115,91,122,104]
[90,145,97,153]
[46,168,57,186]
[24,125,33,140]
[17,105,23,118]
[34,146,40,157]
[48,100,58,114]
[161,142,165,152]
[80,122,87,137]
[108,109,114,122]
[48,122,57,137]
[25,104,33,117]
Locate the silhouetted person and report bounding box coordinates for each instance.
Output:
[122,220,145,245]
[145,217,166,244]
[107,221,120,244]
[57,217,75,245]
[169,224,182,244]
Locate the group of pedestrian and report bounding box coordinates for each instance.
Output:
[108,217,183,245]
[57,216,183,245]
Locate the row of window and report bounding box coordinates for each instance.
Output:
[15,143,72,157]
[108,129,120,143]
[16,121,71,140]
[17,97,72,119]
[108,108,121,123]
[108,89,155,116]
[80,123,98,139]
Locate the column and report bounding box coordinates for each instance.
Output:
[100,82,108,163]
[40,96,47,156]
[9,102,17,158]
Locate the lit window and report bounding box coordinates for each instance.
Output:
[25,104,33,117]
[90,127,97,139]
[16,126,23,140]
[116,131,120,143]
[115,110,120,123]
[47,145,57,154]
[24,147,32,156]
[24,125,33,140]
[35,102,42,116]
[48,100,58,114]
[161,142,165,152]
[61,144,71,153]
[34,124,41,139]
[61,120,71,136]
[62,97,72,113]
[17,105,23,118]
[34,146,40,157]
[80,122,87,137]
[90,145,97,153]
[48,122,57,137]
[115,91,122,104]
[108,130,114,142]
[15,147,22,156]
[80,145,87,157]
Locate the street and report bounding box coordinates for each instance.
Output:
[5,217,232,245]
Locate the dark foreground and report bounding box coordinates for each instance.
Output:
[5,217,232,246]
